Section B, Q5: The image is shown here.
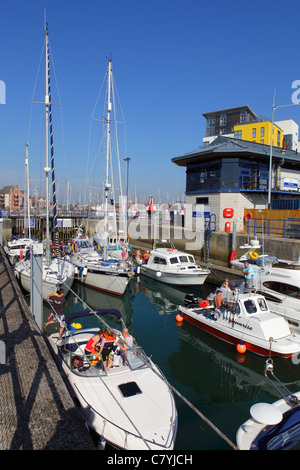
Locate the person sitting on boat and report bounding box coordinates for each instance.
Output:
[89,345,103,368]
[102,328,117,366]
[220,278,234,302]
[243,261,254,290]
[135,249,142,264]
[85,329,106,357]
[213,290,225,319]
[45,288,67,340]
[143,251,150,264]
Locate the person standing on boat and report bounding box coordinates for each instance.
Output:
[243,261,254,289]
[45,288,67,339]
[213,290,225,319]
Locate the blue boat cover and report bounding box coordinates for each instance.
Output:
[251,405,300,450]
[66,308,123,324]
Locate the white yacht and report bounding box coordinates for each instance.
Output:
[139,247,210,286]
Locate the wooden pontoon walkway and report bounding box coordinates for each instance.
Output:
[0,246,95,450]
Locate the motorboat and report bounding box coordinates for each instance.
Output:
[4,237,37,265]
[47,308,178,450]
[139,247,210,286]
[230,238,300,333]
[14,24,74,299]
[177,290,300,358]
[236,358,300,450]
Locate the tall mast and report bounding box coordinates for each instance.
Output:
[44,22,51,264]
[104,58,112,235]
[25,143,31,240]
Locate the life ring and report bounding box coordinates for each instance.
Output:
[245,212,253,221]
[248,251,259,260]
[167,248,175,252]
[72,358,82,368]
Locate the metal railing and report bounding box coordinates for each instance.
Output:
[245,218,300,239]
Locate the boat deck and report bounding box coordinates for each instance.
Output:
[0,245,95,450]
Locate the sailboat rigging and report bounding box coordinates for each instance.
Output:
[14,22,74,299]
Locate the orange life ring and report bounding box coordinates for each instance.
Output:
[167,248,175,252]
[245,212,253,221]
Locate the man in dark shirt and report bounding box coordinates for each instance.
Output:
[45,288,67,339]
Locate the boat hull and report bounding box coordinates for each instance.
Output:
[140,266,210,286]
[178,307,300,358]
[15,259,74,299]
[75,268,129,296]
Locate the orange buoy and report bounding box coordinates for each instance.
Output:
[200,299,210,308]
[236,342,246,354]
[176,313,183,322]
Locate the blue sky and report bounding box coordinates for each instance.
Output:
[1,0,300,205]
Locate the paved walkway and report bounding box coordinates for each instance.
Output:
[0,246,95,450]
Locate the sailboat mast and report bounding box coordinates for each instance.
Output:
[25,143,31,240]
[44,23,51,264]
[104,58,112,234]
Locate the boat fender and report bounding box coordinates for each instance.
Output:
[156,270,162,277]
[248,251,259,260]
[176,313,183,322]
[245,212,253,221]
[236,342,246,354]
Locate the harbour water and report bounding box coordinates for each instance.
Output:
[43,276,300,450]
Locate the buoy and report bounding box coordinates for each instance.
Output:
[176,313,183,322]
[200,299,210,308]
[236,342,246,354]
[156,270,162,277]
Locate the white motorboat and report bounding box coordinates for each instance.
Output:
[47,308,178,450]
[230,238,300,333]
[4,237,36,265]
[14,23,74,299]
[139,247,210,286]
[236,358,300,450]
[177,290,300,358]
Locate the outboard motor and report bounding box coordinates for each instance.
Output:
[184,294,198,308]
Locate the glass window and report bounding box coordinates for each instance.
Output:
[234,130,242,139]
[252,128,256,138]
[221,158,239,191]
[244,300,257,314]
[261,127,265,137]
[170,257,179,264]
[187,161,221,192]
[179,255,188,263]
[277,131,281,146]
[257,297,268,311]
[220,114,227,126]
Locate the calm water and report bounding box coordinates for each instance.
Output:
[43,275,300,450]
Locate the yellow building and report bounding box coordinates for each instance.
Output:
[234,121,283,148]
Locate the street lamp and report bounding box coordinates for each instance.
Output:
[268,96,300,208]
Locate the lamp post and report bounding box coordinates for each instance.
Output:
[268,96,300,208]
[124,157,131,222]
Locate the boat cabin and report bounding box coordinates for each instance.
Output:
[148,248,198,269]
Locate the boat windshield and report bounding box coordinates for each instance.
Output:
[257,297,268,311]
